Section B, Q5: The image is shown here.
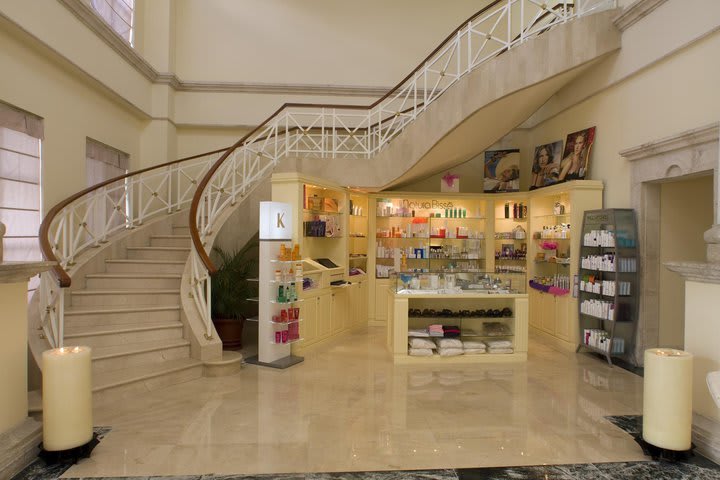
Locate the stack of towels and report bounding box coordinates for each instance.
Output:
[408,337,435,356]
[486,339,513,354]
[434,337,463,356]
[428,324,444,337]
[462,339,487,355]
[442,325,461,337]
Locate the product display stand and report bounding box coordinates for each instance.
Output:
[576,208,638,366]
[246,202,303,369]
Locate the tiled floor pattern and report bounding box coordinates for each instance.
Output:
[13,329,720,479]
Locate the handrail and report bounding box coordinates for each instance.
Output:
[189,0,609,274]
[39,146,231,287]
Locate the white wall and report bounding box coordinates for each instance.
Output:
[174,0,490,85]
[0,25,146,211]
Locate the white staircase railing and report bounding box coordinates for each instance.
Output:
[39,149,227,348]
[188,0,617,337]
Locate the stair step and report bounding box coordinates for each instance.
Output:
[150,235,191,247]
[93,358,203,404]
[172,225,191,234]
[105,259,185,274]
[64,322,184,348]
[64,305,181,326]
[85,273,182,290]
[91,338,191,374]
[70,289,180,307]
[126,246,190,261]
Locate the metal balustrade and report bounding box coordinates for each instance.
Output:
[40,0,615,348]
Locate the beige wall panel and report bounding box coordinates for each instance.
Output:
[659,176,714,349]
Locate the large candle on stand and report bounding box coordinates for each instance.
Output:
[42,346,93,451]
[643,348,693,451]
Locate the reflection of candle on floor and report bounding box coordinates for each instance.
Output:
[42,346,93,451]
[643,348,693,451]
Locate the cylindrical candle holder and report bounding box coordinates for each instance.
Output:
[42,346,93,452]
[643,348,693,451]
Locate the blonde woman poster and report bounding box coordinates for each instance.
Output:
[483,149,520,192]
[558,127,596,182]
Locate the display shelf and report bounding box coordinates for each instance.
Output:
[247,316,259,323]
[247,297,259,302]
[533,213,571,218]
[576,209,638,366]
[268,279,301,285]
[270,259,297,264]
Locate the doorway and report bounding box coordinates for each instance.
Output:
[658,174,714,349]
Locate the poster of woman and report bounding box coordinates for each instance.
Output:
[483,149,520,192]
[530,140,563,190]
[558,127,596,182]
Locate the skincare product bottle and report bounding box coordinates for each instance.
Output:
[504,202,510,218]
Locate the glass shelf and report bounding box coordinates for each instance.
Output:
[495,217,527,221]
[270,337,303,345]
[304,235,344,239]
[377,215,485,220]
[461,333,515,338]
[409,317,514,322]
[428,257,484,260]
[267,318,303,325]
[269,299,304,305]
[268,279,302,285]
[495,258,527,261]
[349,214,368,218]
[270,259,299,264]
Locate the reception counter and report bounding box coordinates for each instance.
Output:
[386,289,528,364]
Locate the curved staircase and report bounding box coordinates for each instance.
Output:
[34,0,622,403]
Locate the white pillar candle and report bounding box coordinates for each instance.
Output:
[42,346,93,451]
[643,348,693,451]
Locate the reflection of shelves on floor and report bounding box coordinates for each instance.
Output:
[270,259,298,264]
[270,337,303,345]
[247,278,259,282]
[268,279,302,285]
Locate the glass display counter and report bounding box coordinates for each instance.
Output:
[385,271,528,364]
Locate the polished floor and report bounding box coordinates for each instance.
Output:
[59,327,654,477]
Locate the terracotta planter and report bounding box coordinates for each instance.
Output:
[213,316,245,349]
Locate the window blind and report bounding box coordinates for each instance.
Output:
[91,0,135,44]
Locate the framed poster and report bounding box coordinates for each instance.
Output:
[530,140,563,190]
[559,127,596,182]
[483,149,520,192]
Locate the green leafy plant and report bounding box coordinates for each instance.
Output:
[210,234,259,321]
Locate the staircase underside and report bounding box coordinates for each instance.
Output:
[277,10,621,190]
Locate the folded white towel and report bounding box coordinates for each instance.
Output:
[408,347,434,356]
[463,348,487,355]
[435,338,463,349]
[463,339,487,349]
[437,347,464,357]
[408,337,436,349]
[486,339,512,349]
[408,329,430,337]
[488,347,514,354]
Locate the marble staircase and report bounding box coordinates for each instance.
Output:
[60,223,204,404]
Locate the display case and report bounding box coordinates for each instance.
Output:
[576,208,638,365]
[526,181,603,352]
[374,196,487,279]
[390,270,526,295]
[492,197,529,275]
[348,192,369,278]
[385,271,528,364]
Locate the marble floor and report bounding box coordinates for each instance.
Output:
[54,327,657,477]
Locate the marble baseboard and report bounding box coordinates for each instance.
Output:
[694,412,720,465]
[0,417,41,480]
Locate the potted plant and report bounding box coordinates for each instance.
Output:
[210,235,259,348]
